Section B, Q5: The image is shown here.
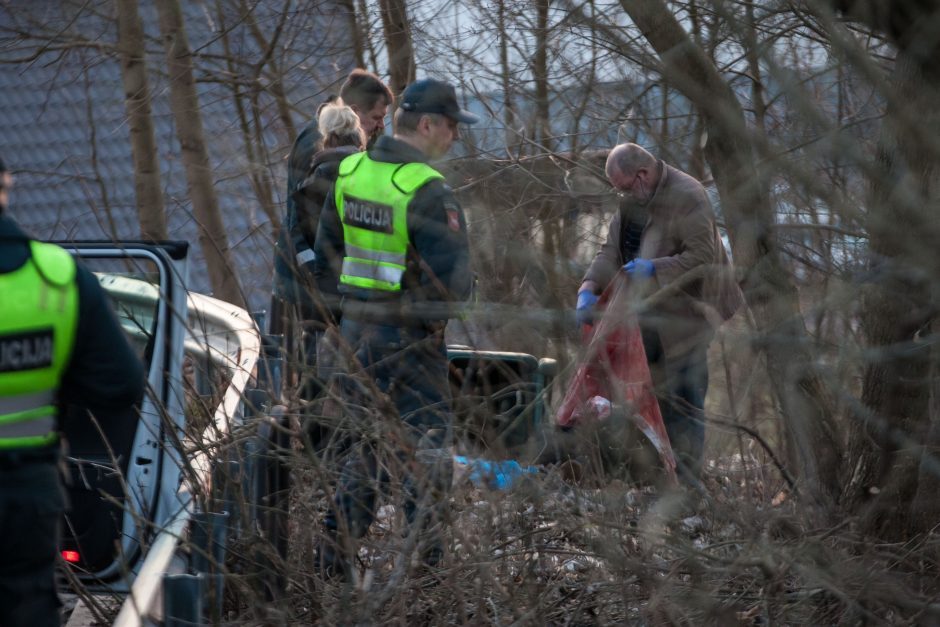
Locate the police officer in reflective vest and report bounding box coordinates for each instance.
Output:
[0,158,144,626]
[312,79,477,576]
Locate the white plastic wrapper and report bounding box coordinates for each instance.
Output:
[587,395,612,420]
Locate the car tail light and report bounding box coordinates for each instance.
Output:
[61,550,81,563]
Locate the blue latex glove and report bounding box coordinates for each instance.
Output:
[623,258,655,278]
[576,290,599,327]
[455,456,539,490]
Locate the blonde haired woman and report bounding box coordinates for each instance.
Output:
[292,101,366,449]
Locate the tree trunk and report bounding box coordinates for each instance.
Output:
[236,0,296,146]
[79,68,120,242]
[909,85,940,534]
[743,0,767,134]
[216,2,279,231]
[497,0,518,156]
[156,0,247,309]
[686,2,706,181]
[357,0,381,74]
[377,0,414,98]
[337,0,365,69]
[841,48,940,538]
[618,0,841,510]
[115,0,167,241]
[823,0,940,537]
[533,0,553,153]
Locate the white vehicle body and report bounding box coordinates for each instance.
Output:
[59,242,272,626]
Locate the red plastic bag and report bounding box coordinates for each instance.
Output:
[555,274,677,483]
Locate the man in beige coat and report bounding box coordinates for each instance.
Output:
[577,143,743,481]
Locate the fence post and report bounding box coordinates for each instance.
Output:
[163,573,202,626]
[190,511,229,624]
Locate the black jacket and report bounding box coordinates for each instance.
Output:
[295,146,360,250]
[271,119,322,306]
[0,214,145,414]
[313,135,472,322]
[292,145,359,322]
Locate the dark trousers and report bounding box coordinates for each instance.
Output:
[325,319,452,546]
[300,328,332,451]
[641,326,709,481]
[0,460,64,627]
[277,299,340,452]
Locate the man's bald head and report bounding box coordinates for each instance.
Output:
[605,143,659,204]
[605,143,656,181]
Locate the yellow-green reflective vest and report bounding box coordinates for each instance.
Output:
[0,241,78,449]
[335,152,444,292]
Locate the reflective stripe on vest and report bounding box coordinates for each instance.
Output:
[335,152,444,293]
[0,414,55,448]
[0,390,55,415]
[0,240,78,449]
[340,259,405,286]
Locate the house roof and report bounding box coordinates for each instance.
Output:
[0,2,352,313]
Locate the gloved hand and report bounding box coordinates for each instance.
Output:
[576,290,599,327]
[623,258,655,278]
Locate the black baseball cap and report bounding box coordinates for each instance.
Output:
[399,79,479,124]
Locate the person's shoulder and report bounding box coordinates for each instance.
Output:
[297,118,320,143]
[413,180,465,237]
[386,158,446,200]
[29,241,77,287]
[311,161,339,184]
[413,177,455,206]
[367,136,414,165]
[67,261,113,325]
[664,164,704,191]
[312,146,359,176]
[663,164,709,206]
[73,260,105,300]
[289,120,322,162]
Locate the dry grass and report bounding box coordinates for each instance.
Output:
[209,439,940,626]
